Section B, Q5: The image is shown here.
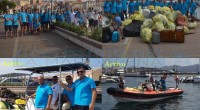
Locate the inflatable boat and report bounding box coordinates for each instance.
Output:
[107,87,183,102]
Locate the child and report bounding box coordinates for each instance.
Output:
[34,20,41,34]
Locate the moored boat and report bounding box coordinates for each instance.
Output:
[107,87,183,102]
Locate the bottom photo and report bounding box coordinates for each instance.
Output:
[0,58,102,110]
[1,58,200,110]
[102,58,200,110]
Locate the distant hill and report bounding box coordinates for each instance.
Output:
[160,64,200,73]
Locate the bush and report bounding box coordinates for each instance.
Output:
[90,27,102,42]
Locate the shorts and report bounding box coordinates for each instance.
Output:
[93,20,98,26]
[43,21,49,25]
[28,23,33,28]
[74,105,89,110]
[21,22,27,26]
[13,25,18,29]
[89,19,93,27]
[5,25,12,31]
[35,28,40,32]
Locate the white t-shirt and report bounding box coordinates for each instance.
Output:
[94,13,99,20]
[70,12,75,23]
[51,83,62,105]
[74,18,80,26]
[82,13,88,23]
[88,11,94,19]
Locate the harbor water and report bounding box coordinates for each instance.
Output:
[102,76,200,110]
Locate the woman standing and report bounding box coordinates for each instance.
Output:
[12,10,19,37]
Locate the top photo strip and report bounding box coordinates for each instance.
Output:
[0,0,200,58]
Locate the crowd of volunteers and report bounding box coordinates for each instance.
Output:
[3,7,101,39]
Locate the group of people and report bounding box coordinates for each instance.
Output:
[3,7,102,39]
[103,0,198,20]
[118,72,180,91]
[27,67,97,110]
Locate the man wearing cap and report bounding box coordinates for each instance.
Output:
[60,67,97,110]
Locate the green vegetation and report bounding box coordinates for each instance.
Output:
[0,0,16,13]
[55,21,102,42]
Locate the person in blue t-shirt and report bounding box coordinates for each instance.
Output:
[129,0,135,15]
[43,9,50,31]
[116,0,123,16]
[144,0,150,7]
[104,0,111,15]
[60,67,97,110]
[135,0,140,12]
[182,0,188,15]
[163,0,168,7]
[151,0,159,7]
[19,8,27,36]
[39,10,44,31]
[27,10,34,33]
[110,0,117,16]
[12,10,19,37]
[33,20,41,34]
[121,0,128,19]
[28,76,52,110]
[190,0,197,21]
[157,0,164,7]
[55,75,74,110]
[139,0,145,9]
[4,10,13,39]
[33,9,40,25]
[177,0,182,12]
[50,11,56,31]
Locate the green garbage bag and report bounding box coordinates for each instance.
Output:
[166,21,176,30]
[141,28,152,43]
[153,22,165,31]
[141,19,154,29]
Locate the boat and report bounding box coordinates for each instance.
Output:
[124,71,149,77]
[193,75,200,83]
[101,74,119,83]
[107,87,183,102]
[180,76,194,83]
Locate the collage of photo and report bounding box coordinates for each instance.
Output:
[0,0,200,110]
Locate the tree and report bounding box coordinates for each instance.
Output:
[0,0,16,13]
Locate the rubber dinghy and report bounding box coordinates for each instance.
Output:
[107,87,183,102]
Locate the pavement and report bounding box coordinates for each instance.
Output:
[0,19,99,58]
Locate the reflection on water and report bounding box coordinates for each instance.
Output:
[102,76,200,110]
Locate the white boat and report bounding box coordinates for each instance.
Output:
[193,76,200,83]
[101,74,119,83]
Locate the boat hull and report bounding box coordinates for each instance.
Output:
[193,78,200,83]
[107,87,183,102]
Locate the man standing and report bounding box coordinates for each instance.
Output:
[28,76,52,110]
[51,76,62,110]
[60,67,97,110]
[19,8,28,37]
[4,10,13,39]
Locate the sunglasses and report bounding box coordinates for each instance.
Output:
[77,71,84,73]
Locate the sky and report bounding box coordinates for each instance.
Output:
[103,58,200,68]
[0,58,102,75]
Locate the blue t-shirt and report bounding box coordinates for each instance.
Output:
[72,77,96,106]
[134,1,140,11]
[35,84,52,108]
[104,2,111,12]
[27,13,34,23]
[43,12,50,22]
[182,3,188,15]
[110,1,117,14]
[62,84,75,106]
[144,0,150,7]
[20,12,27,22]
[121,0,128,10]
[34,22,41,29]
[151,1,159,7]
[40,13,44,22]
[190,2,197,14]
[116,2,123,14]
[177,2,182,12]
[4,14,13,25]
[129,2,135,14]
[34,13,39,21]
[50,14,56,21]
[157,2,163,7]
[12,14,19,25]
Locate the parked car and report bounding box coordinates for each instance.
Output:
[0,14,4,18]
